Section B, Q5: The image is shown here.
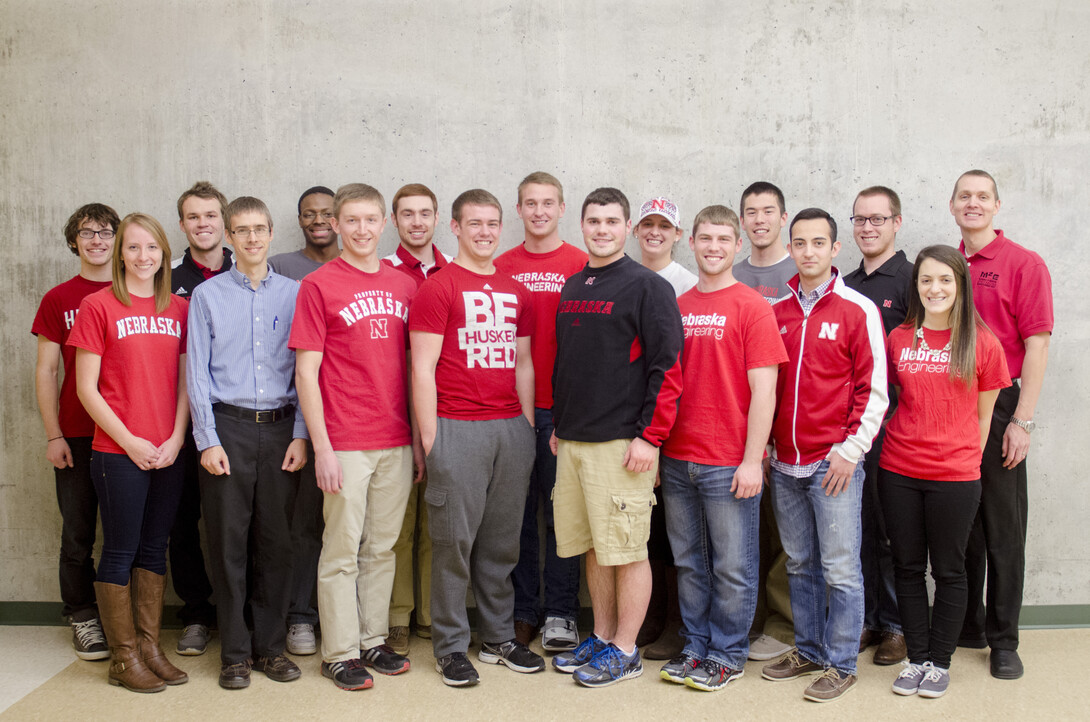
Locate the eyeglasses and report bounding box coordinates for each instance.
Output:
[78,228,115,239]
[230,226,270,239]
[849,215,895,227]
[300,211,334,222]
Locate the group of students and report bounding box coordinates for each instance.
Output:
[32,169,1051,702]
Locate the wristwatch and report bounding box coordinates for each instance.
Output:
[1010,416,1036,433]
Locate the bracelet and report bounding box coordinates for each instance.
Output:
[47,436,63,442]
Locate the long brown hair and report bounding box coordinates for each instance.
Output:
[902,244,981,386]
[111,213,174,313]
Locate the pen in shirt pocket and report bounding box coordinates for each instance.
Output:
[273,315,279,330]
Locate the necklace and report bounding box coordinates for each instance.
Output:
[916,326,951,356]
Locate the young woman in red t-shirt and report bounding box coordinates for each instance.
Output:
[879,245,1010,698]
[69,213,190,693]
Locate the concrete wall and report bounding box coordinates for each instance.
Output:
[2,1,1087,607]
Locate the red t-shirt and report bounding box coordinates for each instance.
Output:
[289,258,416,451]
[66,289,188,454]
[663,283,788,466]
[32,275,113,437]
[880,324,1011,481]
[409,263,533,420]
[494,242,588,409]
[960,230,1053,378]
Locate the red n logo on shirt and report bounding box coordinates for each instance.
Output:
[818,322,839,340]
[370,318,388,339]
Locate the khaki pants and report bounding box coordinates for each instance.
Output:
[318,446,412,662]
[389,478,432,628]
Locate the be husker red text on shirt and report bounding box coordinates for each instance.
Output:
[408,263,533,420]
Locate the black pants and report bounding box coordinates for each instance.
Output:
[880,469,980,669]
[55,437,99,621]
[200,410,299,664]
[287,442,323,627]
[961,384,1027,650]
[169,436,216,626]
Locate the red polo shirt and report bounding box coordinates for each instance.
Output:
[959,230,1053,378]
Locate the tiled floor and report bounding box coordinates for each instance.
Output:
[2,626,1086,720]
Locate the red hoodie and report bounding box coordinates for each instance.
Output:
[771,270,888,467]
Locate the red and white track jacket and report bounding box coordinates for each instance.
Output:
[771,271,888,467]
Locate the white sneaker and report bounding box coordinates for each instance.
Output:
[541,616,579,652]
[747,634,793,661]
[286,623,316,655]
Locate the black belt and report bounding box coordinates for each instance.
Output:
[212,402,294,424]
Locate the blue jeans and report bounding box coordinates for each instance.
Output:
[512,407,581,624]
[92,451,185,585]
[770,459,864,675]
[660,456,760,671]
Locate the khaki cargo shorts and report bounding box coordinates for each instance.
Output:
[553,438,657,566]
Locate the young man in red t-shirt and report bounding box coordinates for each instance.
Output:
[952,170,1053,680]
[291,183,421,691]
[410,189,541,687]
[383,183,448,656]
[33,203,119,662]
[495,172,588,652]
[658,205,787,691]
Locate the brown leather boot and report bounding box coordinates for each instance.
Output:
[131,568,189,685]
[95,580,166,693]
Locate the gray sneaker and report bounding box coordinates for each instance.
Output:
[748,633,793,661]
[177,623,210,655]
[286,623,317,655]
[659,652,701,684]
[892,661,928,696]
[71,617,109,661]
[918,663,950,698]
[541,616,579,652]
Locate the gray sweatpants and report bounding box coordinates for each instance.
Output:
[425,415,535,658]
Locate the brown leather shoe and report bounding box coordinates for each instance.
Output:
[131,568,188,684]
[644,618,685,660]
[858,628,879,652]
[803,668,857,702]
[219,659,252,690]
[515,620,538,647]
[873,632,907,666]
[254,654,301,682]
[761,650,824,681]
[95,581,166,693]
[386,625,410,656]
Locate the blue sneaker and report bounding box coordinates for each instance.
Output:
[573,644,643,688]
[552,634,608,673]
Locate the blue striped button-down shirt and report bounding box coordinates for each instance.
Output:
[187,264,307,450]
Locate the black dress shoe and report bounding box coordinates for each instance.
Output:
[990,649,1024,680]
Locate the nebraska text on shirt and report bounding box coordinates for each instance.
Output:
[511,271,568,294]
[339,293,408,327]
[115,316,183,340]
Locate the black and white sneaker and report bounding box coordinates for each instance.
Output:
[321,658,374,690]
[479,639,546,673]
[361,644,410,675]
[71,617,109,661]
[436,652,480,687]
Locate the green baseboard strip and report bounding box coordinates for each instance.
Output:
[2,602,1088,629]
